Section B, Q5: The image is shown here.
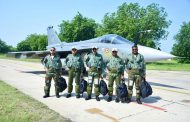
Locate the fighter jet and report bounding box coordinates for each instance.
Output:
[46,26,175,61]
[8,26,175,64]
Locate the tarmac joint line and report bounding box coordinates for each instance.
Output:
[153,87,190,95]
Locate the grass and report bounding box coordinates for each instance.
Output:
[0,80,71,122]
[146,60,190,71]
[0,53,41,63]
[0,53,7,58]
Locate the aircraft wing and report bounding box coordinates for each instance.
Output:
[7,50,49,59]
[7,48,92,59]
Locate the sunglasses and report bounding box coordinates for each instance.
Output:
[112,51,117,53]
[50,49,55,51]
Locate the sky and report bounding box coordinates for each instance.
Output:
[0,0,190,53]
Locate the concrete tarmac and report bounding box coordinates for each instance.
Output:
[0,59,190,122]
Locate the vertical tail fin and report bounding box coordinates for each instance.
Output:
[47,26,61,46]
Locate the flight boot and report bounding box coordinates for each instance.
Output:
[96,96,100,101]
[85,94,91,100]
[66,93,71,98]
[43,93,50,98]
[136,99,142,104]
[115,97,120,103]
[126,98,131,103]
[107,96,112,102]
[56,94,60,98]
[76,94,80,98]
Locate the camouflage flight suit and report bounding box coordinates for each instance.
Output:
[126,53,146,100]
[43,54,62,96]
[85,52,104,98]
[107,56,125,97]
[65,53,84,95]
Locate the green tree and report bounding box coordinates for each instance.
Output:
[96,3,171,48]
[0,39,12,53]
[59,12,98,42]
[172,22,190,63]
[17,34,47,51]
[17,40,32,51]
[9,46,17,52]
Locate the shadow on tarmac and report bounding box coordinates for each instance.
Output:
[142,96,162,103]
[22,70,89,76]
[22,70,46,74]
[48,91,161,104]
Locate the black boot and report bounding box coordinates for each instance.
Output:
[136,99,142,104]
[96,96,100,101]
[76,94,80,98]
[107,96,112,102]
[115,97,120,103]
[85,95,91,100]
[43,94,50,98]
[126,98,131,103]
[56,92,60,98]
[66,93,71,98]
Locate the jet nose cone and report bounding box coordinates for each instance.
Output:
[156,51,176,59]
[138,46,176,62]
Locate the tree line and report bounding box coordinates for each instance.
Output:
[0,2,189,62]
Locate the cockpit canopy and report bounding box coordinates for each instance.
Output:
[99,34,133,44]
